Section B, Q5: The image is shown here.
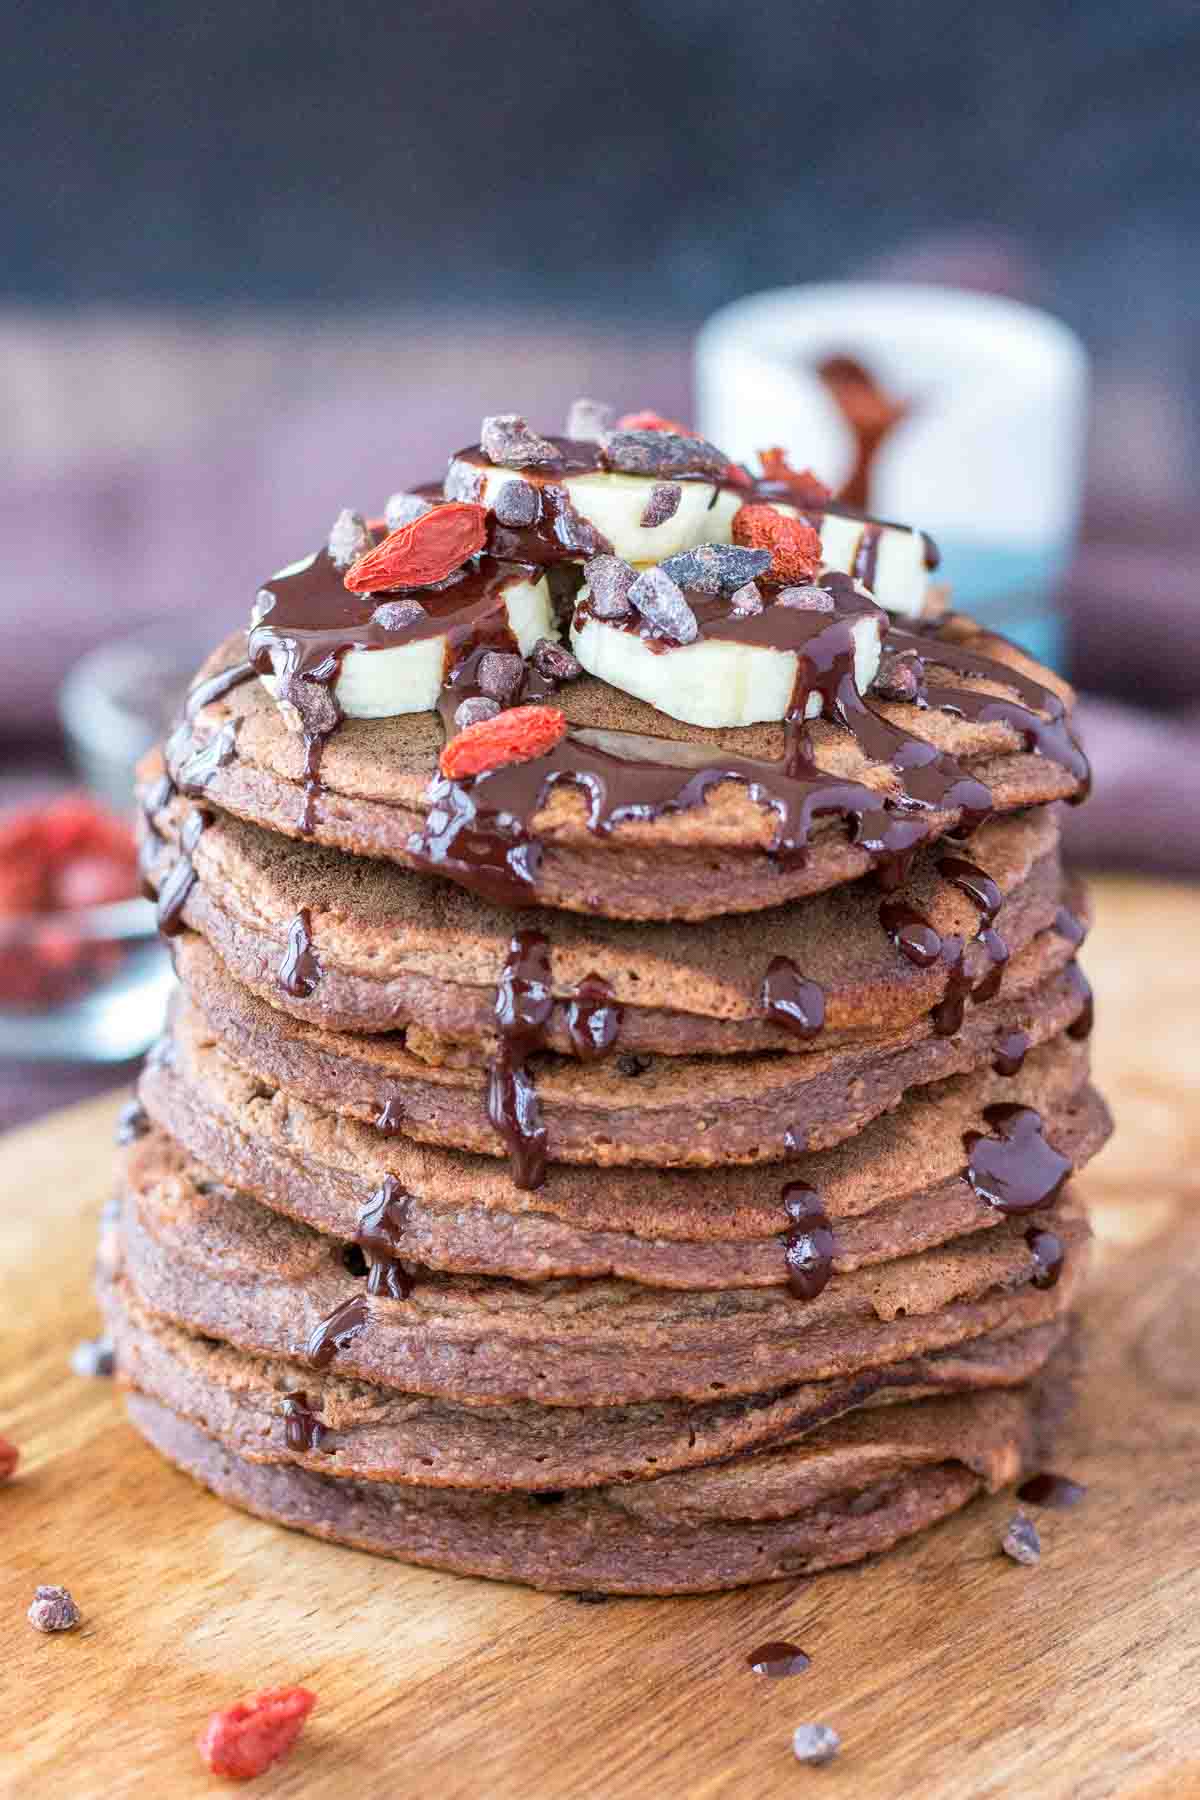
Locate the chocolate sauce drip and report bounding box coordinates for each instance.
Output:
[305,1293,370,1370]
[279,907,321,999]
[565,975,622,1061]
[853,520,884,590]
[963,1105,1072,1215]
[782,1182,836,1300]
[114,1099,150,1145]
[1025,1226,1065,1290]
[762,956,825,1039]
[815,354,910,511]
[155,808,206,937]
[354,1176,414,1300]
[939,855,1009,1002]
[889,624,1090,796]
[1065,963,1094,1040]
[185,658,256,718]
[879,898,942,968]
[488,931,554,1190]
[172,719,239,797]
[992,1030,1030,1077]
[1054,906,1087,948]
[747,1641,812,1678]
[282,1391,326,1452]
[1016,1471,1086,1508]
[375,1098,406,1134]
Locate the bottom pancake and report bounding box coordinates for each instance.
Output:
[125,1349,1070,1593]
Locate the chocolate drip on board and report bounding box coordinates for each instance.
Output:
[565,975,623,1061]
[155,807,206,937]
[279,907,321,999]
[1017,1471,1086,1508]
[782,1182,836,1300]
[747,1642,812,1678]
[488,930,554,1190]
[305,1293,370,1370]
[355,1177,414,1300]
[963,1104,1072,1215]
[282,1391,326,1452]
[762,956,825,1040]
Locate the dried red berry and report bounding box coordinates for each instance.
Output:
[758,447,833,507]
[344,503,486,593]
[0,1436,19,1482]
[197,1686,316,1781]
[732,504,823,584]
[440,705,567,780]
[616,409,692,435]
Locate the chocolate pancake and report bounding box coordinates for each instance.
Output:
[104,1273,1070,1491]
[143,1004,1109,1289]
[172,924,1094,1169]
[124,1352,1070,1591]
[160,616,1087,921]
[141,781,1068,1053]
[111,1130,1089,1407]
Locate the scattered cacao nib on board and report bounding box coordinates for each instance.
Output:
[70,1337,115,1378]
[1001,1512,1042,1566]
[27,1586,81,1633]
[792,1724,841,1767]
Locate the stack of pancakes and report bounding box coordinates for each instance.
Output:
[108,463,1108,1594]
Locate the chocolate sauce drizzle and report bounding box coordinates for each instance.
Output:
[305,1293,370,1370]
[878,851,1009,1035]
[963,1105,1072,1215]
[816,354,911,511]
[375,1098,406,1135]
[782,1182,836,1300]
[747,1641,812,1678]
[565,975,623,1061]
[992,1030,1030,1077]
[155,807,206,937]
[279,907,321,999]
[185,658,256,719]
[282,1390,327,1452]
[354,1176,414,1299]
[762,956,826,1040]
[488,931,554,1190]
[1025,1226,1065,1290]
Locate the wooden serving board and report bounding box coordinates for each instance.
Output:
[4,875,1200,1800]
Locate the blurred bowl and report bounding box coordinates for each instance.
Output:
[0,894,173,1062]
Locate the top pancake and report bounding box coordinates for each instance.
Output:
[161,616,1086,920]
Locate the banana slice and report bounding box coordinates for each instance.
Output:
[570,586,883,729]
[766,504,933,617]
[447,454,743,564]
[251,551,555,720]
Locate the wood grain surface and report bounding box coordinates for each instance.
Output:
[3,875,1199,1800]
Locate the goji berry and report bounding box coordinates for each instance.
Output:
[439,704,567,780]
[344,502,486,593]
[0,1436,19,1482]
[732,504,823,584]
[758,448,833,507]
[616,409,692,436]
[197,1686,316,1781]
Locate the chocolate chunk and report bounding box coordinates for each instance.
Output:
[70,1337,115,1379]
[584,554,637,620]
[600,429,730,481]
[792,1725,840,1767]
[27,1586,81,1634]
[776,584,835,611]
[454,696,501,730]
[275,671,340,738]
[372,598,428,631]
[640,482,682,529]
[627,566,699,643]
[480,414,559,469]
[616,1052,652,1078]
[384,491,434,530]
[477,651,525,706]
[728,580,763,616]
[531,638,582,683]
[565,398,614,441]
[327,508,373,570]
[1001,1512,1042,1566]
[658,543,771,595]
[492,480,541,528]
[872,649,923,703]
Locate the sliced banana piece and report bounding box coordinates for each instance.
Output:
[570,598,883,729]
[254,559,555,720]
[447,457,743,565]
[767,504,932,617]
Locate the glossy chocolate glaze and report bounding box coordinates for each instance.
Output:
[279,907,321,999]
[305,1292,370,1371]
[762,956,826,1040]
[781,1182,836,1300]
[354,1177,414,1300]
[963,1105,1072,1215]
[1017,1471,1086,1507]
[747,1641,812,1677]
[488,930,554,1191]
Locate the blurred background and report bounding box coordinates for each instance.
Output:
[2,0,1199,1126]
